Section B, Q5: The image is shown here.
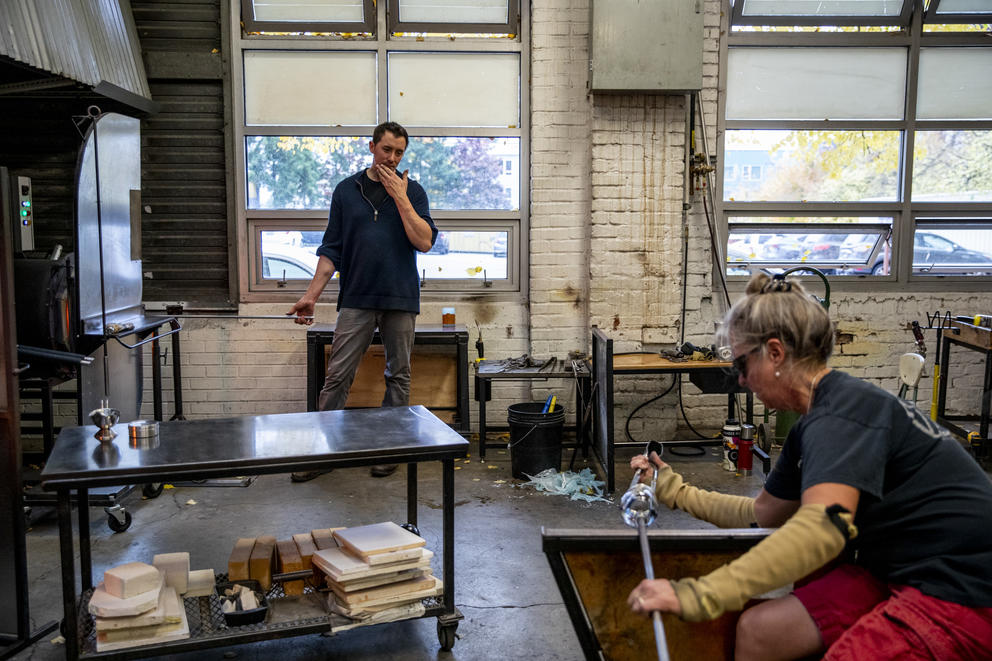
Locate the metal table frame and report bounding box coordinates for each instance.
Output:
[41,406,467,660]
[935,327,992,467]
[474,360,592,461]
[306,324,470,434]
[591,329,755,493]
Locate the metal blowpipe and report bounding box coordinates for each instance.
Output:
[620,441,670,661]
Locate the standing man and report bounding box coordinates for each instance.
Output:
[287,121,437,481]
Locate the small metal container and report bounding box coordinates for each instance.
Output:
[128,420,159,438]
[128,420,160,449]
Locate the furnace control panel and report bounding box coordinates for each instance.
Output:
[16,175,34,251]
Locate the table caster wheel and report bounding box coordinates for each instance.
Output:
[107,510,132,533]
[437,620,457,651]
[401,523,421,537]
[142,483,164,499]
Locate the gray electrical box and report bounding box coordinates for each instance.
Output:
[589,0,703,94]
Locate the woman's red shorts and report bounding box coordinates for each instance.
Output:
[793,564,992,660]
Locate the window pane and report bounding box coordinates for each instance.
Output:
[244,51,376,126]
[417,230,508,279]
[917,48,992,120]
[404,137,518,210]
[388,52,519,127]
[727,48,905,120]
[935,0,992,14]
[247,136,367,210]
[911,227,992,274]
[726,217,891,274]
[738,0,906,16]
[260,231,320,280]
[250,0,364,22]
[724,130,901,202]
[912,131,992,201]
[398,0,508,23]
[247,136,519,211]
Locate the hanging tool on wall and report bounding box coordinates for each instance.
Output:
[620,441,671,661]
[475,321,485,363]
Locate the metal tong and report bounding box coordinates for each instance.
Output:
[620,440,670,661]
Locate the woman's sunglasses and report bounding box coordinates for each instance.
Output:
[732,348,759,378]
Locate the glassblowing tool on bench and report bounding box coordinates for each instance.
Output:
[620,440,670,661]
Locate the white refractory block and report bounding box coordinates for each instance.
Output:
[185,569,215,598]
[103,562,161,599]
[89,572,164,618]
[153,552,190,595]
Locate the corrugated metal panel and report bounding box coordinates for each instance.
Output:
[0,0,151,100]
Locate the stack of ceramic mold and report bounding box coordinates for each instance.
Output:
[312,522,441,621]
[87,554,214,651]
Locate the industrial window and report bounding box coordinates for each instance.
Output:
[233,0,526,298]
[719,1,992,286]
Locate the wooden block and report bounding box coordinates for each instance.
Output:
[228,538,255,582]
[328,576,442,613]
[332,575,438,606]
[313,547,432,582]
[333,522,425,560]
[94,585,180,631]
[292,533,317,569]
[334,568,430,593]
[276,539,305,596]
[95,589,190,652]
[249,536,277,591]
[362,546,426,566]
[103,562,161,599]
[88,572,164,618]
[185,569,215,598]
[152,552,190,595]
[310,528,341,551]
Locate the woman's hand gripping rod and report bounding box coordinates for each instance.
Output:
[620,441,670,661]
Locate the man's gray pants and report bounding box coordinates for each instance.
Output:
[318,307,417,411]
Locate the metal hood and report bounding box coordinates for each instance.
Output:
[0,0,156,115]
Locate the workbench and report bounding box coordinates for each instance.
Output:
[40,406,468,660]
[935,320,991,468]
[474,358,592,461]
[591,328,754,493]
[542,527,771,661]
[306,324,470,434]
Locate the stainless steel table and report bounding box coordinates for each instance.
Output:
[41,406,468,660]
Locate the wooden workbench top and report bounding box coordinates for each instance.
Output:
[612,353,731,371]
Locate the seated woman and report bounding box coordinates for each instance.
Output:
[628,272,992,660]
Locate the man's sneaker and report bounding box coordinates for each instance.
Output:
[290,469,329,483]
[370,464,398,478]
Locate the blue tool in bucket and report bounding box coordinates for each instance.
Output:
[508,395,564,479]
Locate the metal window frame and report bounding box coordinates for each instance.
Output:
[233,0,528,302]
[386,0,520,36]
[729,0,914,27]
[716,0,992,292]
[240,0,376,35]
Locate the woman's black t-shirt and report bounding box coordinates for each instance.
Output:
[764,369,992,607]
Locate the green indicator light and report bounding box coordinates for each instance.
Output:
[20,209,28,217]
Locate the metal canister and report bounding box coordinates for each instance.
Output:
[738,423,755,476]
[721,418,740,472]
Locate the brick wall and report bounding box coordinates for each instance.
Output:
[108,0,991,451]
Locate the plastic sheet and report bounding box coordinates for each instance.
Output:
[515,468,611,503]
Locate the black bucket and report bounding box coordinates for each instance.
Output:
[507,402,565,479]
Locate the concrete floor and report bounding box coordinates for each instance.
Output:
[11,439,766,661]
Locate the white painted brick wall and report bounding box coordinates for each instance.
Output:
[70,0,981,460]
